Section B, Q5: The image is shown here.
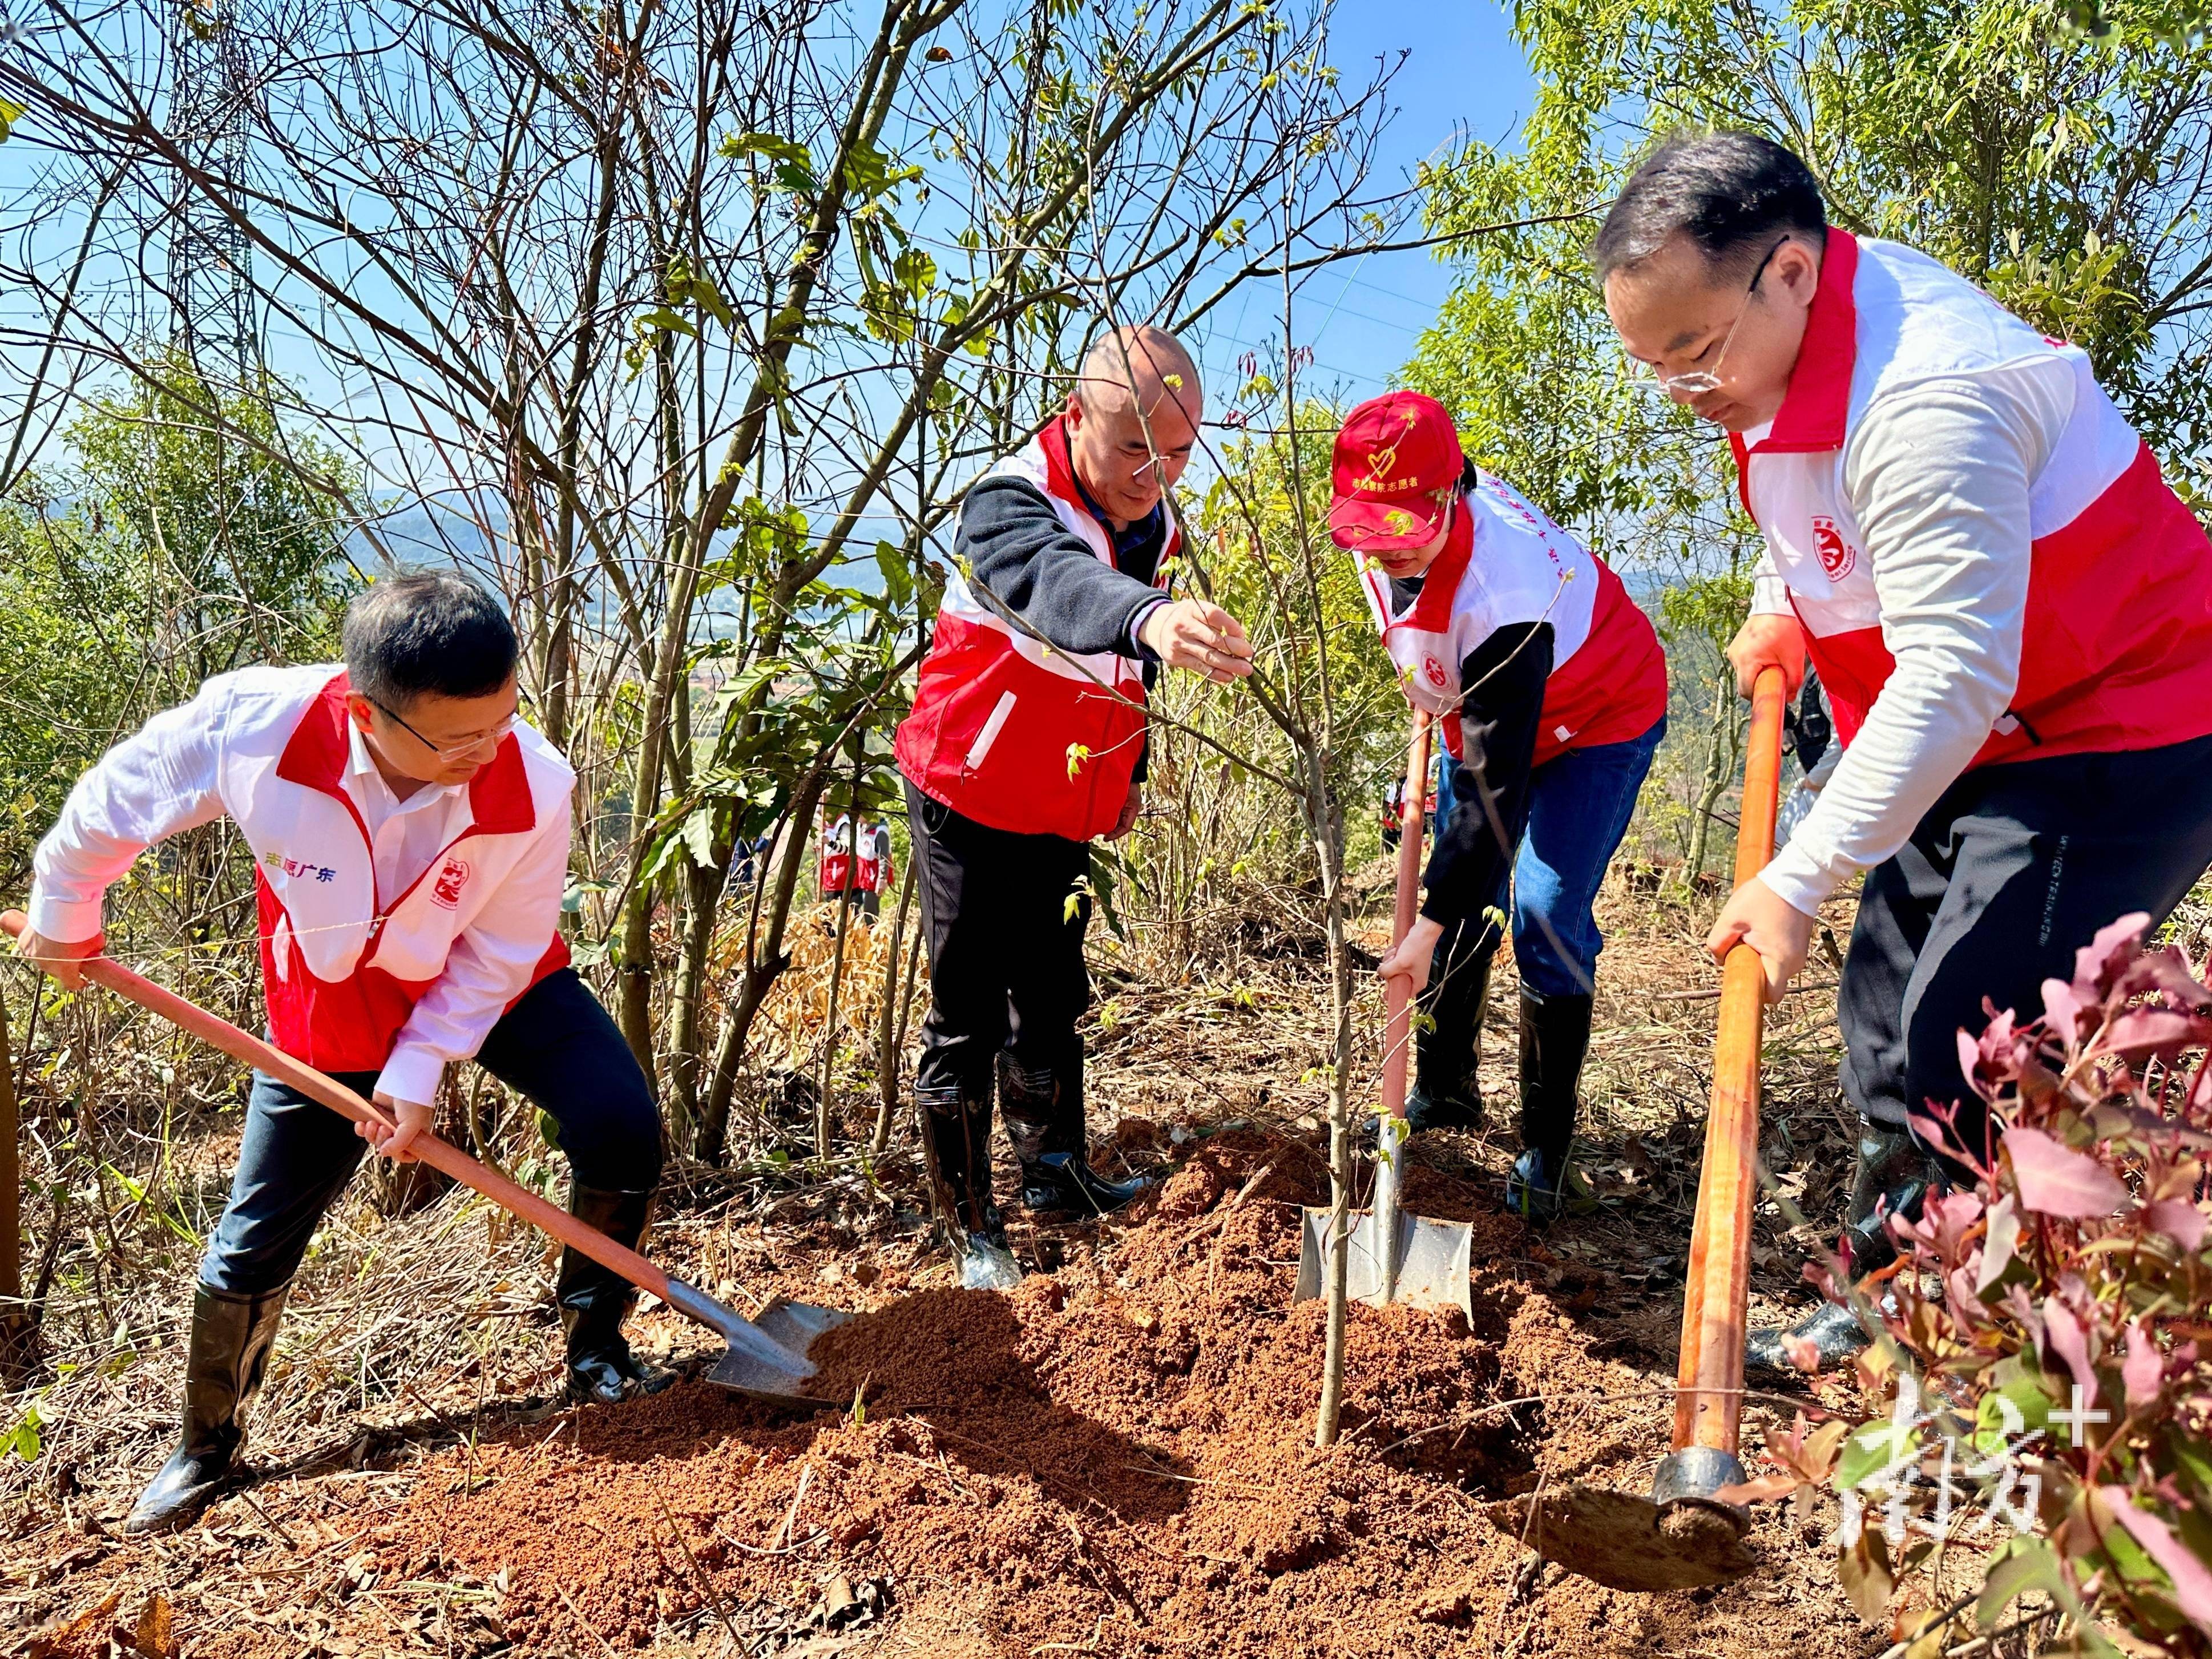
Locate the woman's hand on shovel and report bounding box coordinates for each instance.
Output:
[1377,915,1444,999]
[358,1093,432,1162]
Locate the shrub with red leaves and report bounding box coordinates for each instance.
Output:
[1741,914,2212,1658]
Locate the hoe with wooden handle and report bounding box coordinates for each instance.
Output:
[1488,665,1789,1591]
[1,910,849,1410]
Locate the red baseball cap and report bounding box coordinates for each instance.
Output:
[1327,391,1465,552]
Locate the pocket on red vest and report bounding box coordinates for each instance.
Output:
[899,645,1144,839]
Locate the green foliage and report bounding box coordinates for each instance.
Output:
[0,361,359,882]
[0,494,136,878]
[66,360,358,686]
[1656,567,1753,655]
[632,530,918,901]
[3,1401,38,1464]
[1197,401,1406,850]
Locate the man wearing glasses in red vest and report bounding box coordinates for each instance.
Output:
[894,324,1254,1287]
[15,573,668,1529]
[1599,132,2212,1373]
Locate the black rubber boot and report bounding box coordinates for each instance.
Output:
[559,1186,677,1405]
[918,1080,1020,1290]
[1406,950,1490,1133]
[1505,987,1592,1221]
[1002,1055,1152,1218]
[1747,1121,1937,1378]
[126,1280,290,1533]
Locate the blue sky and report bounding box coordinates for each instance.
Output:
[1205,3,1535,404]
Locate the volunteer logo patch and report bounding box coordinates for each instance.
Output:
[1422,655,1448,689]
[431,856,471,910]
[1811,515,1858,581]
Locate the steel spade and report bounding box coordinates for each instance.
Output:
[1294,708,1476,1322]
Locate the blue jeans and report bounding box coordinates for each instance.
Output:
[1434,718,1665,999]
[199,968,661,1295]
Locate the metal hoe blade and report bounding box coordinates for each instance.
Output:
[1488,1484,1754,1592]
[1488,1363,1761,1591]
[664,1281,853,1411]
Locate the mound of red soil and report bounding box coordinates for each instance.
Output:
[366,1132,1862,1656]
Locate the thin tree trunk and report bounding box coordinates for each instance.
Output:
[667,840,732,1151]
[818,762,865,1161]
[818,882,856,1160]
[1310,762,1355,1447]
[1685,669,1733,882]
[697,764,831,1163]
[0,971,22,1354]
[871,855,918,1155]
[893,901,926,1076]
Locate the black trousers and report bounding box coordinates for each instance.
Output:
[200,968,662,1295]
[1841,732,2212,1158]
[903,777,1092,1104]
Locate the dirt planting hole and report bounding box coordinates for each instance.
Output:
[342,1133,1693,1654]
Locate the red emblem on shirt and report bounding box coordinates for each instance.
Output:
[1422,655,1448,689]
[431,857,471,910]
[1811,515,1857,581]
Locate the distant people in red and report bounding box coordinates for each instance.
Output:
[855,818,895,918]
[817,812,853,903]
[817,812,897,921]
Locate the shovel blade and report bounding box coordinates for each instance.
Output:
[700,1296,853,1412]
[1489,1485,1755,1592]
[1293,1204,1474,1320]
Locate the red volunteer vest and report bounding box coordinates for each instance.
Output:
[260,673,568,1073]
[819,814,852,894]
[895,418,1176,840]
[1734,231,2212,761]
[1358,474,1667,766]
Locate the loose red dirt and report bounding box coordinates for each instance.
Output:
[296,1132,1874,1657]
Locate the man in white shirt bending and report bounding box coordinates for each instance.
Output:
[15,573,670,1529]
[1598,132,2212,1371]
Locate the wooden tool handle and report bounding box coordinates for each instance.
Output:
[0,910,675,1302]
[1380,709,1432,1123]
[1672,667,1788,1457]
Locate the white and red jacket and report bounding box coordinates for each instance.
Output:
[853,821,882,893]
[1358,471,1668,764]
[818,813,853,894]
[28,666,574,1106]
[895,422,1175,841]
[1737,231,2212,762]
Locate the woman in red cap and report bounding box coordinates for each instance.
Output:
[1335,391,1669,1216]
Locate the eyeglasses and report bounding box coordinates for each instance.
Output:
[370,697,516,762]
[1630,235,1789,398]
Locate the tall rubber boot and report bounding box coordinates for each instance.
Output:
[1747,1121,1938,1378]
[126,1280,292,1533]
[1406,950,1490,1133]
[1506,987,1592,1220]
[558,1186,677,1405]
[918,1080,1020,1291]
[1001,1053,1151,1217]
